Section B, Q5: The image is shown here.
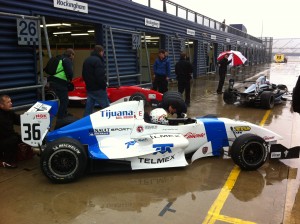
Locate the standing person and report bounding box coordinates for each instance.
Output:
[0,95,20,168]
[82,45,110,116]
[153,49,171,94]
[217,53,232,94]
[175,52,193,106]
[48,48,75,119]
[208,46,214,72]
[292,75,300,114]
[221,19,226,31]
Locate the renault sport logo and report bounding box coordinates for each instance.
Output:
[153,143,173,155]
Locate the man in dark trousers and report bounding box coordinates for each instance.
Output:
[48,48,75,119]
[0,95,20,168]
[82,45,110,116]
[175,52,193,106]
[153,49,171,94]
[217,53,232,94]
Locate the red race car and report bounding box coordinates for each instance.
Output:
[67,77,163,107]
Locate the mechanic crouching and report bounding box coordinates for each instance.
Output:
[145,91,187,123]
[158,91,187,118]
[0,95,21,168]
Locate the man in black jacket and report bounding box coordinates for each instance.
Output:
[48,48,75,119]
[0,95,20,168]
[175,52,193,106]
[82,45,110,116]
[159,91,187,118]
[217,53,232,94]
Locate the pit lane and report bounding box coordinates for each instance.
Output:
[1,62,300,224]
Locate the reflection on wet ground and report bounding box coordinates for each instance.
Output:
[1,62,300,224]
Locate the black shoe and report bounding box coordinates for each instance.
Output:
[217,91,223,94]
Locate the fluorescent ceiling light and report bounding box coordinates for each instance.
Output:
[71,33,89,36]
[87,30,94,33]
[142,36,160,40]
[40,23,71,27]
[53,31,71,35]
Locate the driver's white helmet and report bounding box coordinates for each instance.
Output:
[150,108,168,124]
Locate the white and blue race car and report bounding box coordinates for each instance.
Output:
[20,100,299,183]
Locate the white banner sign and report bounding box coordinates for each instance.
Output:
[54,0,88,14]
[187,29,195,36]
[145,18,160,28]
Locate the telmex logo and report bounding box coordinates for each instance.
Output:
[234,126,251,132]
[35,114,47,119]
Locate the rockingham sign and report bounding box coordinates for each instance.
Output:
[54,0,88,14]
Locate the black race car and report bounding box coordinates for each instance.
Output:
[223,76,288,109]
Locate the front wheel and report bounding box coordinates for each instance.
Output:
[41,137,87,183]
[230,134,268,171]
[260,91,275,109]
[223,89,237,104]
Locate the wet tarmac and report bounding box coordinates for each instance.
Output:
[1,61,300,224]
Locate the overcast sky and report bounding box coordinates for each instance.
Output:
[134,0,297,39]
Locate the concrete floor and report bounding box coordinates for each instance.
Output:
[1,61,300,224]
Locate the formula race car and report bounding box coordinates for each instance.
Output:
[20,100,299,183]
[223,76,288,109]
[67,77,163,107]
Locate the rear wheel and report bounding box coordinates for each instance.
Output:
[230,134,268,170]
[41,138,87,183]
[45,90,57,100]
[223,89,237,104]
[260,91,275,109]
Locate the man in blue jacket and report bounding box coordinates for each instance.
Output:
[153,49,171,93]
[82,45,110,116]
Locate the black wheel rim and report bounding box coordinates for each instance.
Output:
[242,142,265,166]
[131,95,144,101]
[49,149,79,177]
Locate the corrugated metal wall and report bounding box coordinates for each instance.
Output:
[0,14,38,107]
[0,0,266,106]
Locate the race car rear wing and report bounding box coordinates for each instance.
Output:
[21,101,58,147]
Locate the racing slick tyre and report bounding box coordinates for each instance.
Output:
[260,91,275,109]
[223,89,237,104]
[45,90,58,101]
[230,134,268,171]
[129,92,147,102]
[41,137,87,183]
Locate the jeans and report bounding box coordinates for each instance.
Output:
[84,89,110,117]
